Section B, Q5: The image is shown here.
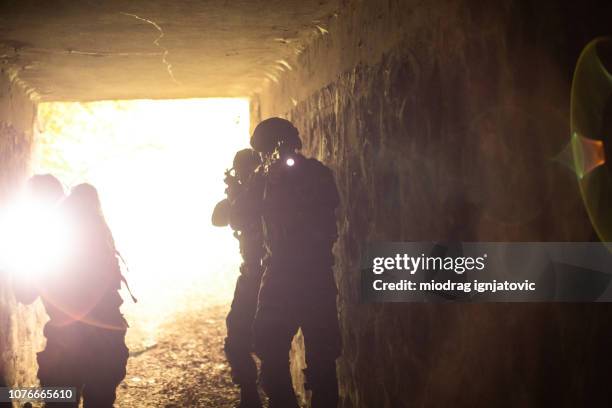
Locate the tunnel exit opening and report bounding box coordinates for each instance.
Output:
[32,98,250,348]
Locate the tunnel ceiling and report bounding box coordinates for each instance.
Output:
[0,0,338,101]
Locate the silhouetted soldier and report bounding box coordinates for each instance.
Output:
[15,182,130,408]
[250,118,341,408]
[212,149,265,408]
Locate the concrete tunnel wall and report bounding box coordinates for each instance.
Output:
[252,0,612,407]
[1,0,612,406]
[0,68,46,395]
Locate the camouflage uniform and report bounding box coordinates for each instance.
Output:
[254,155,341,408]
[213,164,265,407]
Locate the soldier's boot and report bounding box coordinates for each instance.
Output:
[260,360,299,408]
[237,383,262,408]
[225,336,262,408]
[310,385,339,408]
[267,389,299,408]
[306,361,339,408]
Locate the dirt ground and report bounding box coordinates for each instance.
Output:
[115,303,241,408]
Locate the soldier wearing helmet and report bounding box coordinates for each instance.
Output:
[250,118,341,408]
[212,148,265,408]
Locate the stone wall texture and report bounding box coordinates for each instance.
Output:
[0,68,46,398]
[253,0,612,406]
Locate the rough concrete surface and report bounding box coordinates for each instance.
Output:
[0,69,46,397]
[0,0,339,101]
[255,0,612,406]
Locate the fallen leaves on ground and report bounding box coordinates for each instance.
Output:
[115,304,240,407]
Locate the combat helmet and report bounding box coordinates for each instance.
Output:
[250,117,302,154]
[232,148,261,177]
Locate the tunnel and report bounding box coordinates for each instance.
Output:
[1,0,612,407]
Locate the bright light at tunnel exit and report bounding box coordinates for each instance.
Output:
[32,99,249,332]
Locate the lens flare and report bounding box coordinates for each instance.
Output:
[0,200,72,279]
[571,37,612,241]
[571,132,606,179]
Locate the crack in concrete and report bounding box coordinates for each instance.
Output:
[120,12,181,86]
[68,49,162,57]
[315,25,329,35]
[2,45,162,58]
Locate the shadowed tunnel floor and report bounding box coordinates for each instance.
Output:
[116,303,241,407]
